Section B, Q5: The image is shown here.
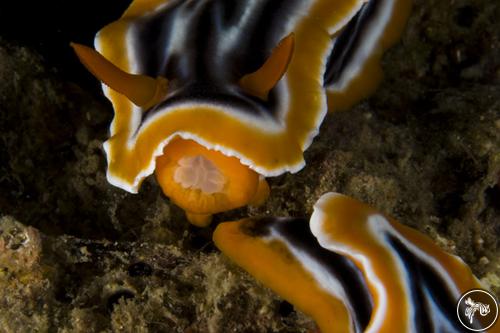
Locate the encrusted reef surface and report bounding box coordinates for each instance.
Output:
[0,0,499,332]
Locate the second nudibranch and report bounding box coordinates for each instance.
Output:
[214,193,498,333]
[72,0,410,226]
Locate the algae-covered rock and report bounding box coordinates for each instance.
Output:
[0,217,311,332]
[0,0,499,331]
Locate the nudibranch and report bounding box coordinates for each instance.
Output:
[214,193,498,333]
[72,0,410,226]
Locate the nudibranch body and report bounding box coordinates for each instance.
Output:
[73,0,410,225]
[214,193,498,333]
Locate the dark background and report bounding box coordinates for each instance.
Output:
[0,0,131,89]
